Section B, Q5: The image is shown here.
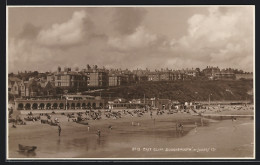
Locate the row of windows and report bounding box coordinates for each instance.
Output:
[56,76,90,80]
[56,82,89,87]
[56,75,88,80]
[57,82,70,87]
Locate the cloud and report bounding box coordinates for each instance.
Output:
[108,26,158,51]
[105,7,253,72]
[8,7,254,73]
[8,38,61,73]
[37,10,92,48]
[18,23,40,39]
[167,6,254,71]
[112,8,147,35]
[8,10,111,73]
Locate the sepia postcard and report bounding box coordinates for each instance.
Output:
[6,5,255,160]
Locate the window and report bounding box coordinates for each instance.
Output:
[57,76,61,80]
[58,82,61,86]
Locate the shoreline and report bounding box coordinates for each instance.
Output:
[8,105,254,159]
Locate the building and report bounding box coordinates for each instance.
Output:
[108,74,128,86]
[160,71,173,81]
[141,98,172,109]
[54,67,88,88]
[108,98,144,109]
[148,72,160,81]
[47,74,55,82]
[83,65,108,87]
[174,70,185,80]
[124,72,135,84]
[20,80,28,97]
[184,68,199,78]
[19,79,42,97]
[202,66,221,79]
[14,94,105,110]
[235,73,253,80]
[156,98,171,110]
[215,72,235,80]
[120,69,135,84]
[132,69,149,82]
[8,77,22,95]
[43,81,56,96]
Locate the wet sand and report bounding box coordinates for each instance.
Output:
[8,106,254,159]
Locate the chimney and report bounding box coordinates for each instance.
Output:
[64,67,68,72]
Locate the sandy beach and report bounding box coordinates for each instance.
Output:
[8,105,254,159]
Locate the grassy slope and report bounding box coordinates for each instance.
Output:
[94,80,253,102]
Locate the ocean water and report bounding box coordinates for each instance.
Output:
[8,117,254,159]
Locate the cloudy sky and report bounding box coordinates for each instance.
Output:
[8,6,254,73]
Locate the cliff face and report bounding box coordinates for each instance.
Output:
[100,80,253,102]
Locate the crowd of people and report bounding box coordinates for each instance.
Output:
[9,103,253,138]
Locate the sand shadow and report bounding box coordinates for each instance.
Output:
[17,150,36,157]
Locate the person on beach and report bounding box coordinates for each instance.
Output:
[12,122,16,128]
[58,125,61,136]
[97,129,101,138]
[88,126,90,132]
[195,122,197,132]
[150,112,153,118]
[178,123,184,134]
[232,116,237,122]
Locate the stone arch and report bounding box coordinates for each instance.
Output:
[46,103,51,109]
[25,103,31,110]
[18,103,24,110]
[39,103,45,109]
[71,103,75,109]
[32,103,38,110]
[87,102,91,109]
[59,103,64,109]
[82,103,86,109]
[53,103,58,109]
[92,103,96,109]
[66,103,70,109]
[76,103,81,109]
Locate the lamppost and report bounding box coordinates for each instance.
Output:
[209,93,212,106]
[64,90,68,110]
[144,93,146,107]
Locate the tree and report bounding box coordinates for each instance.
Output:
[56,87,64,95]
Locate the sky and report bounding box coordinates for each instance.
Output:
[7,6,254,73]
